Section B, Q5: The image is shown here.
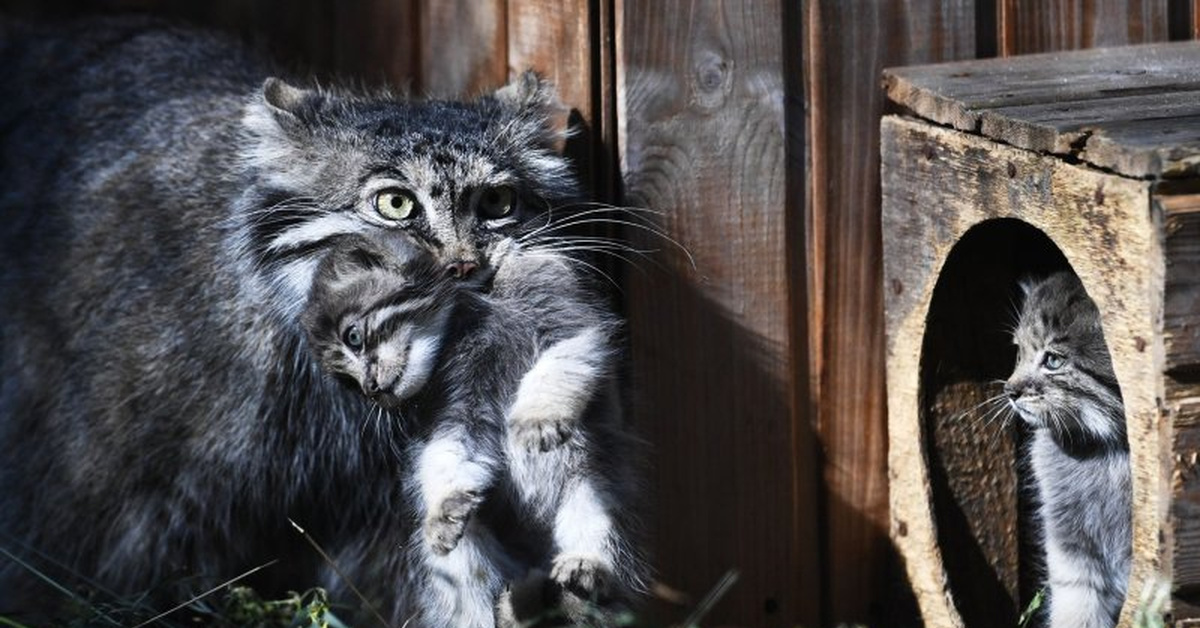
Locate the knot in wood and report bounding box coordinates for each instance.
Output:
[692,50,731,110]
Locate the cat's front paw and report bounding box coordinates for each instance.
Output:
[424,490,482,555]
[510,415,574,452]
[550,553,610,596]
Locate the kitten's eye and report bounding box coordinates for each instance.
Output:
[477,186,515,219]
[1042,351,1065,370]
[374,189,418,221]
[342,324,365,351]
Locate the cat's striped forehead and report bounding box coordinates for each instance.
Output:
[1016,272,1101,346]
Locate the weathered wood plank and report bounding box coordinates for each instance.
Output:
[418,0,508,97]
[999,0,1170,55]
[506,0,598,182]
[978,90,1200,154]
[803,1,973,624]
[1163,192,1200,615]
[885,42,1200,131]
[884,42,1200,178]
[331,0,419,87]
[882,114,1159,628]
[616,0,818,625]
[1160,193,1200,374]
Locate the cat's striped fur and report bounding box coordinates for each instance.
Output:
[1005,271,1131,628]
[0,16,598,623]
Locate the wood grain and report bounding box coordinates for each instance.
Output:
[506,0,600,185]
[884,42,1200,178]
[881,115,1159,628]
[802,1,974,624]
[331,0,419,88]
[1160,193,1200,374]
[616,0,819,625]
[418,0,508,97]
[1159,192,1200,616]
[999,0,1171,55]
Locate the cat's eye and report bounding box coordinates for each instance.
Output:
[1042,351,1066,370]
[477,186,515,219]
[374,189,418,221]
[342,324,365,351]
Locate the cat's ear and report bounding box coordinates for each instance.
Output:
[1018,275,1040,298]
[493,70,556,114]
[491,70,571,150]
[261,78,322,125]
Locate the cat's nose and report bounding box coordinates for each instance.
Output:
[364,375,380,395]
[446,261,479,279]
[1004,381,1021,400]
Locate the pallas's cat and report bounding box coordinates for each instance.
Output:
[1005,271,1131,628]
[303,234,647,626]
[0,16,594,622]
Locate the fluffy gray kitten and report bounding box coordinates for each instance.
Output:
[0,16,583,622]
[1005,271,1131,628]
[303,234,647,627]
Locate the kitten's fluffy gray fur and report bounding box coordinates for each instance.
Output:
[1006,271,1131,628]
[303,235,648,627]
[0,16,588,622]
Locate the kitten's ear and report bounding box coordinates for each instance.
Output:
[1018,275,1040,298]
[261,78,321,124]
[491,70,571,150]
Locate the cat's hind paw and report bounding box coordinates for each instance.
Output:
[550,553,610,596]
[509,415,574,452]
[423,490,482,555]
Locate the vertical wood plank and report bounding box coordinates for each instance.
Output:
[419,0,508,97]
[507,1,591,114]
[1167,0,1196,39]
[617,1,819,625]
[506,0,605,189]
[804,1,975,624]
[999,0,1171,55]
[331,0,420,88]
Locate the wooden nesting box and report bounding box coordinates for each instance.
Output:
[881,42,1200,628]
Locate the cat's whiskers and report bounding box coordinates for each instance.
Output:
[517,204,695,266]
[527,241,658,276]
[951,391,1007,422]
[220,196,327,229]
[522,248,623,293]
[519,207,691,259]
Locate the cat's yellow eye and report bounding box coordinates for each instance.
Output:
[374,189,418,221]
[477,186,515,219]
[1042,351,1065,370]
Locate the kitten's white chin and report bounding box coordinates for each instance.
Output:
[393,334,441,400]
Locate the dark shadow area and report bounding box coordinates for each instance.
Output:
[920,218,1070,628]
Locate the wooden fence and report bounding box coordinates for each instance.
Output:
[4,0,1200,625]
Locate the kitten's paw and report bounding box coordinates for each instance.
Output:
[510,415,574,452]
[424,490,482,555]
[550,554,610,596]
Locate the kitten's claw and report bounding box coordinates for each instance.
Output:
[510,416,573,452]
[550,554,610,595]
[424,490,482,555]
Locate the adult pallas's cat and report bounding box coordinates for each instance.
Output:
[0,16,590,623]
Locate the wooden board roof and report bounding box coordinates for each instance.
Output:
[884,41,1200,178]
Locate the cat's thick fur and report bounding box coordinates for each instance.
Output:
[0,16,585,622]
[1005,271,1131,628]
[303,236,647,626]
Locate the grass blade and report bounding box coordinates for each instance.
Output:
[289,518,392,628]
[680,569,739,628]
[130,559,279,628]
